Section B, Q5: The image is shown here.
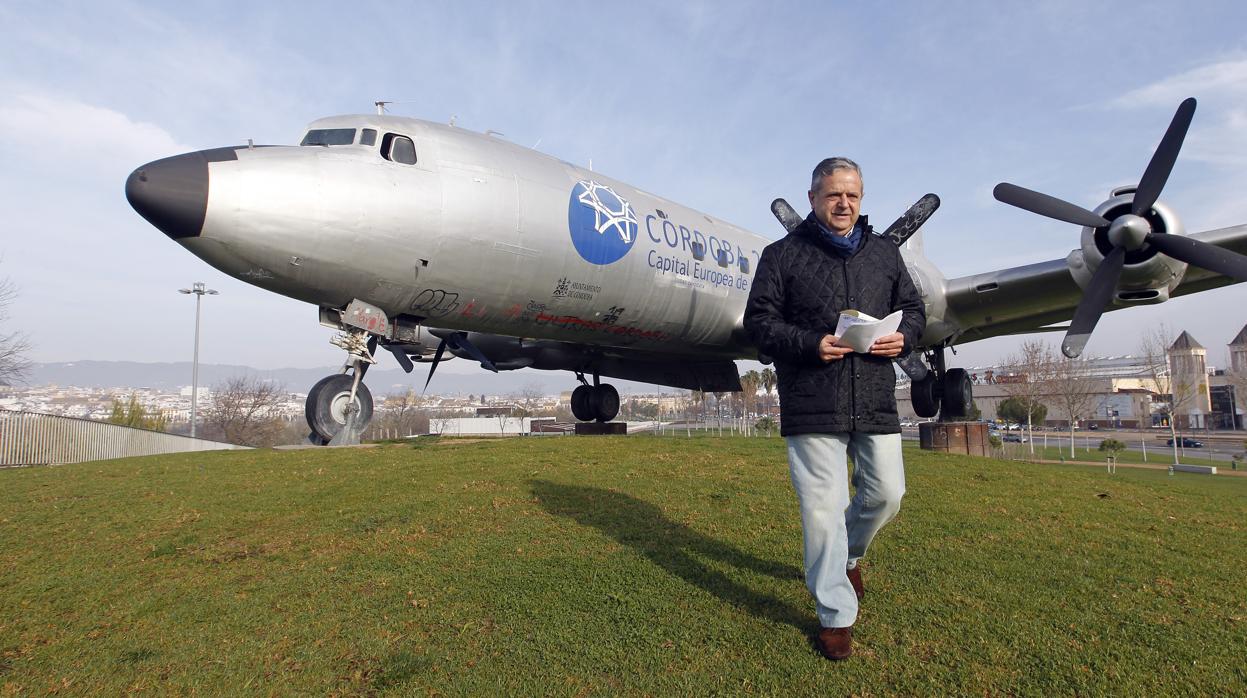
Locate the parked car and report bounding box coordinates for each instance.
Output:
[1166,437,1203,448]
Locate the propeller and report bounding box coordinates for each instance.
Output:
[770,192,941,245]
[993,98,1247,358]
[881,193,941,246]
[770,198,804,233]
[422,331,499,392]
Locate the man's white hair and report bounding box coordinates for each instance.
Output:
[810,157,862,191]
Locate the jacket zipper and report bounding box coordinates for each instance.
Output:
[842,252,857,431]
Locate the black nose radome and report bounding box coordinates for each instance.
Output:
[125,147,238,240]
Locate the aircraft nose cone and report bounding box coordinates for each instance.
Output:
[125,151,213,239]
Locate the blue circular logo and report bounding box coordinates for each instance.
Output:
[568,180,638,265]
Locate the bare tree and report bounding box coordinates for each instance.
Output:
[428,411,453,436]
[0,272,31,386]
[372,389,425,439]
[999,339,1056,455]
[1048,354,1099,459]
[515,382,545,419]
[204,375,290,447]
[1140,326,1199,466]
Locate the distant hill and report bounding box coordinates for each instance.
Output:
[26,360,666,396]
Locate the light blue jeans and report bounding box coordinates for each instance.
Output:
[786,432,905,628]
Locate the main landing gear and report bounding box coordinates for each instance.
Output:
[306,330,376,445]
[570,372,619,423]
[907,345,972,421]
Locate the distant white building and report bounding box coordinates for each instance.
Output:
[428,417,532,436]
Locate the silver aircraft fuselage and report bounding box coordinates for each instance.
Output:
[141,115,802,360]
[128,113,1247,368]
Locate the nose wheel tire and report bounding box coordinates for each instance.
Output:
[306,374,374,443]
[570,383,620,422]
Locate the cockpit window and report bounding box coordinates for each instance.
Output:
[381,133,417,165]
[360,128,377,147]
[300,128,357,146]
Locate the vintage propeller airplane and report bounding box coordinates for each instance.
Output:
[126,98,1247,444]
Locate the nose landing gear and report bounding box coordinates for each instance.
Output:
[306,330,377,445]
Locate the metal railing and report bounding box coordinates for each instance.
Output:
[0,409,249,466]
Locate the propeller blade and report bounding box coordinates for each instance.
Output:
[770,198,804,234]
[1145,233,1247,282]
[422,339,447,392]
[993,183,1110,228]
[1133,97,1197,217]
[1062,246,1126,358]
[882,193,940,246]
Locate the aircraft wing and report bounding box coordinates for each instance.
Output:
[941,223,1247,346]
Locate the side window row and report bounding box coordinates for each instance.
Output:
[300,128,416,165]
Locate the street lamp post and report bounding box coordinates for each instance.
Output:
[179,282,218,437]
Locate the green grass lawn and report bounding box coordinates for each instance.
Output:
[1,436,1244,695]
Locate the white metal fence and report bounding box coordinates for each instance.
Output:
[0,409,249,466]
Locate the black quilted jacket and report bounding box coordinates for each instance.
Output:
[744,213,925,436]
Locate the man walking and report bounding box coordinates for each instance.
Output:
[743,157,925,660]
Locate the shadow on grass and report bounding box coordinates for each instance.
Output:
[531,480,811,632]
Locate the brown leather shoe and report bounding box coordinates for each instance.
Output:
[847,566,864,603]
[817,626,853,660]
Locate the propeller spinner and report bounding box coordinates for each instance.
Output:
[993,98,1247,358]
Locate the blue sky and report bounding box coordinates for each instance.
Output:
[2,0,1247,379]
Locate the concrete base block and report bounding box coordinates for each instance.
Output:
[1173,464,1217,475]
[918,421,989,456]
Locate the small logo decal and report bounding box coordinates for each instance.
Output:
[568,180,638,265]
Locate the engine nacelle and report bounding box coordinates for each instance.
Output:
[1066,187,1187,304]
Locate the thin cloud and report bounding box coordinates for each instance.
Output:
[1108,57,1247,177]
[1112,57,1247,108]
[0,91,190,172]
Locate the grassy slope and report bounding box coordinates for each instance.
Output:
[1,437,1244,696]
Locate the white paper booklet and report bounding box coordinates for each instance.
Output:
[833,310,903,353]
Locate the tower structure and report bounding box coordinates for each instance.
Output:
[1168,331,1211,429]
[1229,325,1247,373]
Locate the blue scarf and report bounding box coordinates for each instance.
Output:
[814,218,863,257]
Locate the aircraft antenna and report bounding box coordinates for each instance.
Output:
[373,99,420,115]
